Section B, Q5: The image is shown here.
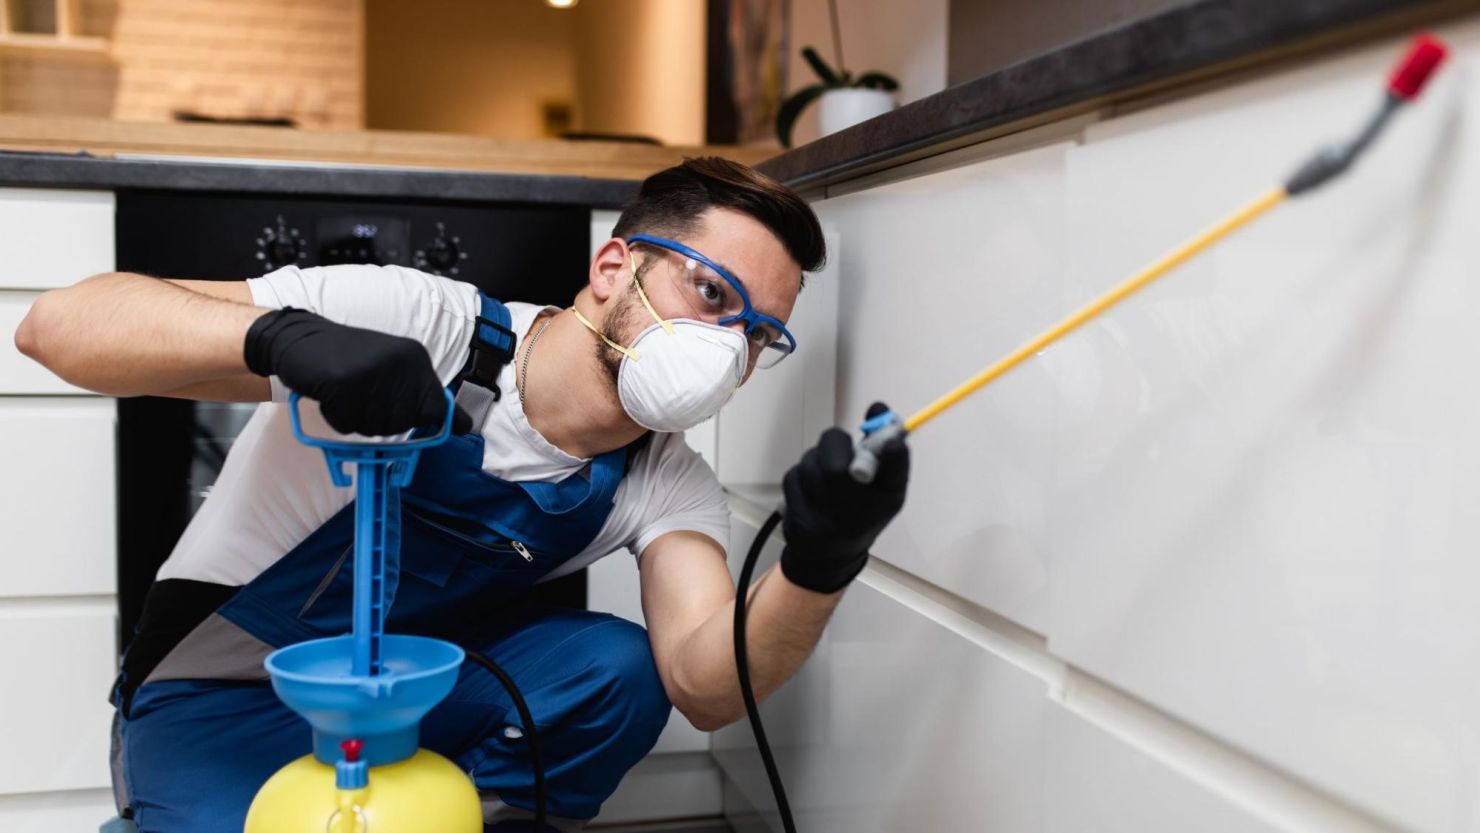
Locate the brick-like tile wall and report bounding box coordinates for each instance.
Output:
[1,0,363,129]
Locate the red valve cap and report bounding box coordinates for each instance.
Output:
[1388,33,1449,100]
[340,738,364,763]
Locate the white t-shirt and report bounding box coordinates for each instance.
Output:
[155,263,730,587]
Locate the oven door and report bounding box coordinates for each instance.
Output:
[114,190,591,648]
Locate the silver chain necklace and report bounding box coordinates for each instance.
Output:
[518,315,553,406]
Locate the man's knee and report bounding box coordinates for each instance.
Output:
[582,618,671,746]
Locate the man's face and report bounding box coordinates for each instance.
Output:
[601,207,803,385]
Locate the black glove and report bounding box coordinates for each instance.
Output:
[244,307,472,436]
[780,403,910,593]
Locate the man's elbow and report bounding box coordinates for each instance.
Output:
[677,703,740,733]
[670,688,745,732]
[16,275,111,373]
[14,290,57,364]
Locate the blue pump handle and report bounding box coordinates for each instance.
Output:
[288,390,455,488]
[287,390,456,676]
[289,390,455,451]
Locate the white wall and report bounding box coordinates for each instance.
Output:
[785,0,948,146]
[717,15,1480,833]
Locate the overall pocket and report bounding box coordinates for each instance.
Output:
[386,509,555,636]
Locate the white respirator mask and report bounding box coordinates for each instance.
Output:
[573,253,748,433]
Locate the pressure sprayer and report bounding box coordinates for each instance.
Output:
[734,33,1450,833]
[243,391,484,833]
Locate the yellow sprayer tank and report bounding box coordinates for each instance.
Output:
[246,747,481,833]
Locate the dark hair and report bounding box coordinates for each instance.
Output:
[612,157,825,282]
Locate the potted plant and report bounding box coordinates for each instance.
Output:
[775,1,899,147]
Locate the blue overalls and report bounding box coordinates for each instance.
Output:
[111,295,672,833]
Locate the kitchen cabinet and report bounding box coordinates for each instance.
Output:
[818,143,1071,634]
[722,16,1480,833]
[0,187,117,823]
[0,399,115,597]
[1050,20,1480,833]
[713,508,1047,833]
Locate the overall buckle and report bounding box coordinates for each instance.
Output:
[465,315,517,400]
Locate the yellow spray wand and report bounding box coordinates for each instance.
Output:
[849,33,1449,482]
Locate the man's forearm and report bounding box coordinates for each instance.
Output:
[15,272,265,396]
[670,563,844,731]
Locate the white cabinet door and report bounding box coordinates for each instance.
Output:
[0,788,117,833]
[0,295,91,395]
[713,227,838,490]
[1045,705,1282,833]
[0,189,114,290]
[0,602,117,794]
[814,142,1071,634]
[0,399,117,597]
[1050,19,1480,833]
[714,510,1047,833]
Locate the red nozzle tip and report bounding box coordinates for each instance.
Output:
[1388,33,1448,100]
[340,739,363,763]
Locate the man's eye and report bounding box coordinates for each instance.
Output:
[697,280,724,305]
[749,327,774,347]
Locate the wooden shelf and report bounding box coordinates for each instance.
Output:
[0,32,107,54]
[0,0,106,55]
[0,114,778,180]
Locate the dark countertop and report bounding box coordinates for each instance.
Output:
[0,150,640,208]
[760,0,1477,189]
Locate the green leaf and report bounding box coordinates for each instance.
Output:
[801,46,841,86]
[854,72,900,91]
[776,83,830,148]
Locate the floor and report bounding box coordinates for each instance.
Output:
[591,819,733,833]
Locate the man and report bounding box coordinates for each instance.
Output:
[15,157,910,832]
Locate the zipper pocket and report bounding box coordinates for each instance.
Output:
[406,508,534,560]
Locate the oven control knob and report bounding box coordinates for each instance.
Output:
[414,222,468,276]
[256,215,305,272]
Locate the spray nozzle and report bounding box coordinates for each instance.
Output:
[1387,33,1448,101]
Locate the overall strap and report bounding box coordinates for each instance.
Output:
[456,292,518,430]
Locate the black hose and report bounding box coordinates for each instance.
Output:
[462,646,548,832]
[733,509,798,833]
[460,506,795,833]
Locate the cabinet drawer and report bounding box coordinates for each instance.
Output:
[0,294,90,394]
[1045,705,1279,833]
[713,511,1047,832]
[0,603,117,794]
[0,188,114,290]
[0,789,118,833]
[0,400,117,597]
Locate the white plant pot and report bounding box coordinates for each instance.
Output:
[817,88,895,138]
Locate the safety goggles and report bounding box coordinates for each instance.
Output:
[626,233,798,369]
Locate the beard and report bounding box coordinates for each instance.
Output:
[595,278,642,387]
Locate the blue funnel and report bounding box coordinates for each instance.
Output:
[266,634,464,766]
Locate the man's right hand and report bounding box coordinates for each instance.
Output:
[778,402,910,594]
[244,307,472,436]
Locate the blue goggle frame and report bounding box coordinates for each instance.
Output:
[626,233,798,361]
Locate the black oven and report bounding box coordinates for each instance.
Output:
[114,190,592,648]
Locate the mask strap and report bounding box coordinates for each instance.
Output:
[572,306,641,361]
[631,252,675,335]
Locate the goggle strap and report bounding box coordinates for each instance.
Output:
[630,252,675,335]
[571,306,641,361]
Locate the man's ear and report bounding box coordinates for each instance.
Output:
[589,238,631,303]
